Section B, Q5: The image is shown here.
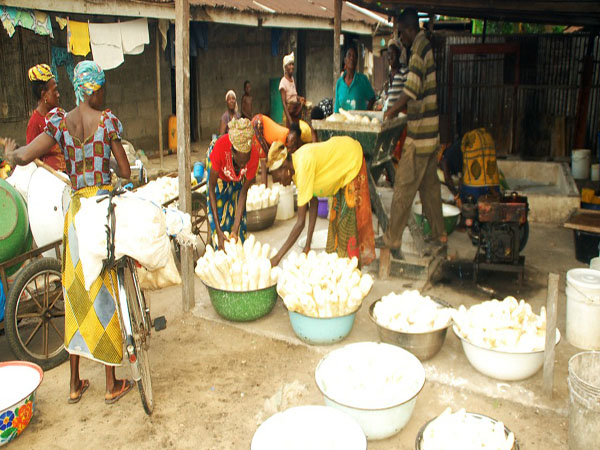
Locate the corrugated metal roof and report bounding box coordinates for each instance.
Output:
[188,0,386,26]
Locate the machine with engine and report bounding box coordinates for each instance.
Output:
[462,192,529,284]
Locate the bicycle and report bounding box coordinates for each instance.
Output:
[102,189,167,416]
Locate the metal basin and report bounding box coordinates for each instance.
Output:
[247,205,277,232]
[368,298,453,361]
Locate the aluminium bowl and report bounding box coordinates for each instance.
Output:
[453,325,561,381]
[414,411,520,450]
[368,298,453,361]
[202,281,278,322]
[246,204,278,232]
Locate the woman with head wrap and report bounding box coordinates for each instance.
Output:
[267,134,375,268]
[4,61,134,405]
[219,89,241,136]
[251,114,313,185]
[207,118,259,250]
[26,64,65,171]
[334,46,376,113]
[279,52,305,127]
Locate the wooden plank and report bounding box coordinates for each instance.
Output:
[379,248,391,279]
[176,0,195,312]
[550,116,566,158]
[564,211,600,233]
[333,0,342,94]
[543,273,559,398]
[155,26,164,169]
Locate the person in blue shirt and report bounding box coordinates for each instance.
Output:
[334,46,376,113]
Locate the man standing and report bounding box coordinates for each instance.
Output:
[382,8,444,258]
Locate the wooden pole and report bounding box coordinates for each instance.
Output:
[543,272,559,398]
[333,0,342,95]
[156,25,164,169]
[573,32,597,149]
[175,0,194,311]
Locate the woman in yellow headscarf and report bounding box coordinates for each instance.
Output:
[207,118,260,249]
[26,64,65,171]
[268,133,375,268]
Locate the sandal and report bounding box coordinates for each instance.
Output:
[68,379,90,404]
[105,379,134,405]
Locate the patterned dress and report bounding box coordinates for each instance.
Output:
[44,107,124,365]
[206,134,258,249]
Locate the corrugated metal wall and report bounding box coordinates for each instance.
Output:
[433,32,600,158]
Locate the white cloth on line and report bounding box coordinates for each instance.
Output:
[88,22,124,70]
[120,18,149,55]
[158,19,169,51]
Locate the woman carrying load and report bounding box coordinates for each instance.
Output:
[268,132,375,268]
[207,118,259,250]
[26,63,65,171]
[251,114,313,185]
[4,61,134,405]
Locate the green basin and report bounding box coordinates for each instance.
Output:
[0,179,33,277]
[203,282,277,322]
[413,203,461,236]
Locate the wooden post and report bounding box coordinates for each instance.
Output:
[543,273,559,397]
[379,248,391,279]
[573,32,597,149]
[175,0,195,311]
[333,0,342,94]
[156,25,164,169]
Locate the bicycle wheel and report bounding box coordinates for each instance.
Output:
[117,259,154,415]
[5,258,68,370]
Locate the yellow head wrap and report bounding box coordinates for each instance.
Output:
[28,64,54,82]
[228,118,254,153]
[283,52,294,71]
[267,141,288,172]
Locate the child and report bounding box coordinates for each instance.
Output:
[241,80,253,119]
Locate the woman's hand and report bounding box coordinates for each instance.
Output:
[217,230,227,250]
[229,230,238,243]
[302,244,311,254]
[270,253,282,267]
[2,138,17,165]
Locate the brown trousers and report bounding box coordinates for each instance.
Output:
[384,142,444,248]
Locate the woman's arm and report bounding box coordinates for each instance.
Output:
[3,133,55,167]
[230,177,253,239]
[219,117,227,136]
[302,197,319,253]
[270,203,307,266]
[208,169,226,249]
[259,158,268,185]
[280,89,291,125]
[110,140,131,179]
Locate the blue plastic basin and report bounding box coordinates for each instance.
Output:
[288,309,358,345]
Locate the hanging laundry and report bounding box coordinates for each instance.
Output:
[55,16,67,30]
[0,6,53,38]
[67,19,90,56]
[120,17,149,55]
[51,46,75,85]
[88,22,124,70]
[158,19,169,51]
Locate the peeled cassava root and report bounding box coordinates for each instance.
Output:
[194,234,281,291]
[277,251,374,318]
[246,183,281,211]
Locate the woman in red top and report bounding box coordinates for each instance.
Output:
[26,64,65,171]
[207,118,258,249]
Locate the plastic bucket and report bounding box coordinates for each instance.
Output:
[0,178,33,277]
[568,351,600,450]
[591,163,600,182]
[571,149,591,180]
[590,257,600,271]
[276,184,294,221]
[317,197,328,218]
[566,269,600,350]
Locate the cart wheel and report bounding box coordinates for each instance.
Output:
[5,258,68,370]
[191,192,210,256]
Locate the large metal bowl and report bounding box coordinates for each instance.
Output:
[246,204,278,231]
[202,281,278,322]
[414,411,520,450]
[368,298,453,361]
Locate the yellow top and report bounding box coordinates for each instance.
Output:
[299,120,312,143]
[293,136,363,206]
[68,20,91,57]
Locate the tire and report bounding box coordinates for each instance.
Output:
[118,259,154,415]
[5,258,68,370]
[519,222,529,252]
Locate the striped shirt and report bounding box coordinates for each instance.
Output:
[403,31,439,155]
[385,67,408,111]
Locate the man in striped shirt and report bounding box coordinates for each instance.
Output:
[380,7,445,258]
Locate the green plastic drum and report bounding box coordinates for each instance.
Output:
[0,179,33,276]
[203,282,277,322]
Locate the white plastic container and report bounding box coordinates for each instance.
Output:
[568,351,600,450]
[590,257,600,271]
[591,163,600,181]
[276,184,294,220]
[571,149,591,179]
[566,268,600,350]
